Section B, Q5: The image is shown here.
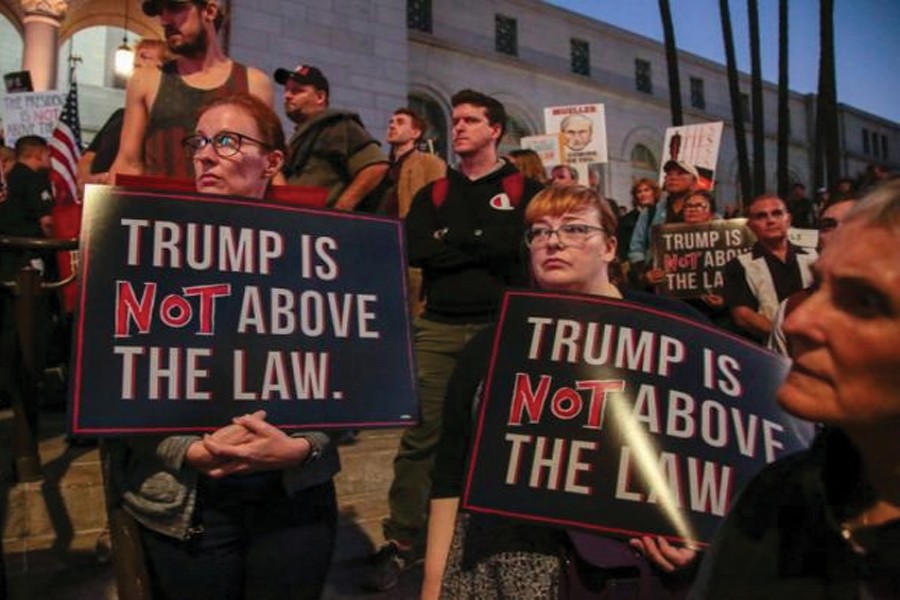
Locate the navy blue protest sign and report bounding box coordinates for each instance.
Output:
[651,219,754,298]
[68,186,417,435]
[462,291,813,546]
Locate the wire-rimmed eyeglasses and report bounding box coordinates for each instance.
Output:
[524,223,606,248]
[182,131,272,158]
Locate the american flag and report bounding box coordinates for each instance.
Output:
[50,73,83,204]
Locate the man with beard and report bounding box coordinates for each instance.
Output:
[383,107,445,219]
[275,64,388,210]
[108,0,273,180]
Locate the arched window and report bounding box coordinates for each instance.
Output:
[630,143,658,172]
[57,26,140,89]
[499,115,531,157]
[630,143,658,185]
[408,94,448,160]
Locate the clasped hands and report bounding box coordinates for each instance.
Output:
[184,410,312,478]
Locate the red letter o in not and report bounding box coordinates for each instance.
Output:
[160,294,192,328]
[551,387,582,420]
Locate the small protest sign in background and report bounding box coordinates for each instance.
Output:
[68,186,417,435]
[651,219,755,298]
[462,291,813,546]
[1,90,67,146]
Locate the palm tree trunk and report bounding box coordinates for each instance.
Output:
[719,0,752,205]
[817,0,840,188]
[659,0,683,126]
[748,0,766,196]
[776,0,790,198]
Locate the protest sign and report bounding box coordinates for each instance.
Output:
[520,133,564,177]
[1,90,67,146]
[651,219,755,298]
[543,103,608,165]
[68,186,417,435]
[659,122,723,190]
[788,227,818,249]
[462,291,813,546]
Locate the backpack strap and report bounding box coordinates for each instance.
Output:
[431,177,451,209]
[501,172,525,208]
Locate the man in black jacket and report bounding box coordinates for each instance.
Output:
[362,89,543,591]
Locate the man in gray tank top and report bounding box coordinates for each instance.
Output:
[108,0,274,181]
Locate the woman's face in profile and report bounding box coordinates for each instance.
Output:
[191,104,274,199]
[778,218,900,429]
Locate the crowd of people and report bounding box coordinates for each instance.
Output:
[1,0,899,599]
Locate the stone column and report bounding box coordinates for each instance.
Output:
[20,0,68,91]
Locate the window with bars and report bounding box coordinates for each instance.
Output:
[407,0,432,33]
[635,58,652,94]
[495,14,518,56]
[690,76,705,110]
[882,134,889,159]
[570,38,590,76]
[863,129,870,155]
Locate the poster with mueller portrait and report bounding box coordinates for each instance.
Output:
[544,103,607,162]
[520,133,564,179]
[67,185,418,436]
[650,219,756,298]
[659,122,724,191]
[462,291,814,546]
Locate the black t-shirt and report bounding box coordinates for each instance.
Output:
[87,108,125,174]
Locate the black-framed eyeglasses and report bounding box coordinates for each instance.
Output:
[524,223,606,248]
[182,131,272,158]
[684,202,710,210]
[819,217,839,232]
[749,209,786,221]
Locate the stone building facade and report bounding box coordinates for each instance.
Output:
[1,0,897,206]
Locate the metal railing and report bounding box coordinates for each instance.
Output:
[0,235,78,482]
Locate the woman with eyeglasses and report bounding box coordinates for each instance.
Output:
[641,190,726,317]
[421,185,704,600]
[691,180,900,600]
[114,93,338,600]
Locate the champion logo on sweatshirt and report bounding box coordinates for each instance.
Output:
[489,193,515,210]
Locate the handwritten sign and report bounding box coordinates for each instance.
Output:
[462,292,813,545]
[1,90,67,146]
[651,219,755,298]
[68,186,418,435]
[659,122,724,190]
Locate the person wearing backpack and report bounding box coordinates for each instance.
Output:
[361,89,543,592]
[274,64,388,211]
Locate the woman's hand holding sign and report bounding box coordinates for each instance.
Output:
[628,536,697,573]
[199,411,313,477]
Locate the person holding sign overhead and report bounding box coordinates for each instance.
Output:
[422,185,703,599]
[110,93,338,600]
[690,180,900,599]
